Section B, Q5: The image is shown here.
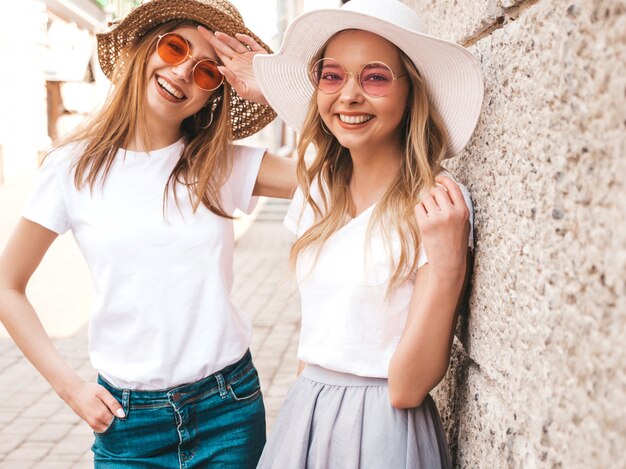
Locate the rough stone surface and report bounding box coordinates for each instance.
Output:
[406,0,626,467]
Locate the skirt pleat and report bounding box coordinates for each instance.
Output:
[258,365,451,469]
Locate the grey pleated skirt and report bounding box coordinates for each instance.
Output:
[257,365,451,469]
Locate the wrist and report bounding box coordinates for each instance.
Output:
[425,262,467,286]
[52,372,84,402]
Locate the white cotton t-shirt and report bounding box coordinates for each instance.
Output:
[284,172,474,378]
[23,139,265,390]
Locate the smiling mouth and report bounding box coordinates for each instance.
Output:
[337,114,374,125]
[156,76,186,100]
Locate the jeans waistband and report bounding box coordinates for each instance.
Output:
[98,350,254,409]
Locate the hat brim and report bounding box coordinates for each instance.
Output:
[97,0,276,140]
[254,8,484,157]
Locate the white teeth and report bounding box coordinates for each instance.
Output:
[156,76,184,99]
[338,114,373,124]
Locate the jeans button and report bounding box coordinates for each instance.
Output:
[172,392,182,402]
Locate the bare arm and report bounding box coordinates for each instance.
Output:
[198,27,269,106]
[253,151,298,199]
[0,218,124,431]
[199,29,298,199]
[388,176,472,408]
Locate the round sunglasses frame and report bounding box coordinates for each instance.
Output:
[309,58,407,98]
[156,33,224,92]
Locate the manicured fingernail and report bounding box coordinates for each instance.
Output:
[116,408,125,418]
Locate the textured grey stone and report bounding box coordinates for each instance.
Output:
[410,0,625,466]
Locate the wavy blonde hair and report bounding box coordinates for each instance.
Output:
[291,43,448,289]
[52,20,234,218]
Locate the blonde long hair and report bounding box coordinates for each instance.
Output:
[290,46,448,289]
[53,20,234,218]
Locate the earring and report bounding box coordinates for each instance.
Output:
[320,119,333,136]
[195,109,214,129]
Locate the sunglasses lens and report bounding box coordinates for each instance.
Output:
[157,34,189,64]
[360,62,394,97]
[311,58,345,94]
[193,60,224,91]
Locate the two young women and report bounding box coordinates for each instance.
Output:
[0,0,483,467]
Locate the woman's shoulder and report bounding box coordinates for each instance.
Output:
[229,143,266,158]
[40,141,87,172]
[47,140,87,161]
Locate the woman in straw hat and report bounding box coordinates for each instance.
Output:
[210,0,483,466]
[0,0,297,467]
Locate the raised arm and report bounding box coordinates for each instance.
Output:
[198,27,269,106]
[253,151,298,199]
[388,176,472,408]
[199,27,298,199]
[0,218,124,431]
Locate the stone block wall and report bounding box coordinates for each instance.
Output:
[399,0,625,467]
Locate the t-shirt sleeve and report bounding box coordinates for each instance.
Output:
[228,144,265,214]
[416,181,475,269]
[283,186,317,237]
[21,153,71,235]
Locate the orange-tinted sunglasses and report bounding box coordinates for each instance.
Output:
[156,33,224,91]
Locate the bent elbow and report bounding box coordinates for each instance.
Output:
[388,386,428,409]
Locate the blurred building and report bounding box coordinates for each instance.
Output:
[0,0,138,185]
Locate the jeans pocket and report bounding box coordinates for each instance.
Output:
[229,368,262,402]
[94,416,117,437]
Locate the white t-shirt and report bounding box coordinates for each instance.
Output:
[23,139,265,390]
[284,172,474,378]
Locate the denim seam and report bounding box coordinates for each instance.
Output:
[214,372,228,400]
[130,402,173,410]
[228,385,262,402]
[171,402,185,469]
[227,364,257,387]
[120,389,130,420]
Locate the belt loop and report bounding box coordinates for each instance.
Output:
[215,372,228,400]
[121,389,130,420]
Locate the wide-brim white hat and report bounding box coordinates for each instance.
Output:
[254,0,484,158]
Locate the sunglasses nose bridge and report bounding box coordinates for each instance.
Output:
[170,57,196,83]
[339,71,366,99]
[346,71,362,87]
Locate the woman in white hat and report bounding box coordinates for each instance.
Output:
[211,0,483,466]
[0,0,297,467]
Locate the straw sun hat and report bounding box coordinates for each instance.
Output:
[254,0,484,158]
[97,0,276,140]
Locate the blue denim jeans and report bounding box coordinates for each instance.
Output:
[92,350,266,468]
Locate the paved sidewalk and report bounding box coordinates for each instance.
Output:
[0,198,300,468]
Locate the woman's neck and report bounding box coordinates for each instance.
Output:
[348,145,403,215]
[125,117,183,152]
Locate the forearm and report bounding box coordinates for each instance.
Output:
[388,267,466,408]
[0,289,83,399]
[253,152,297,199]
